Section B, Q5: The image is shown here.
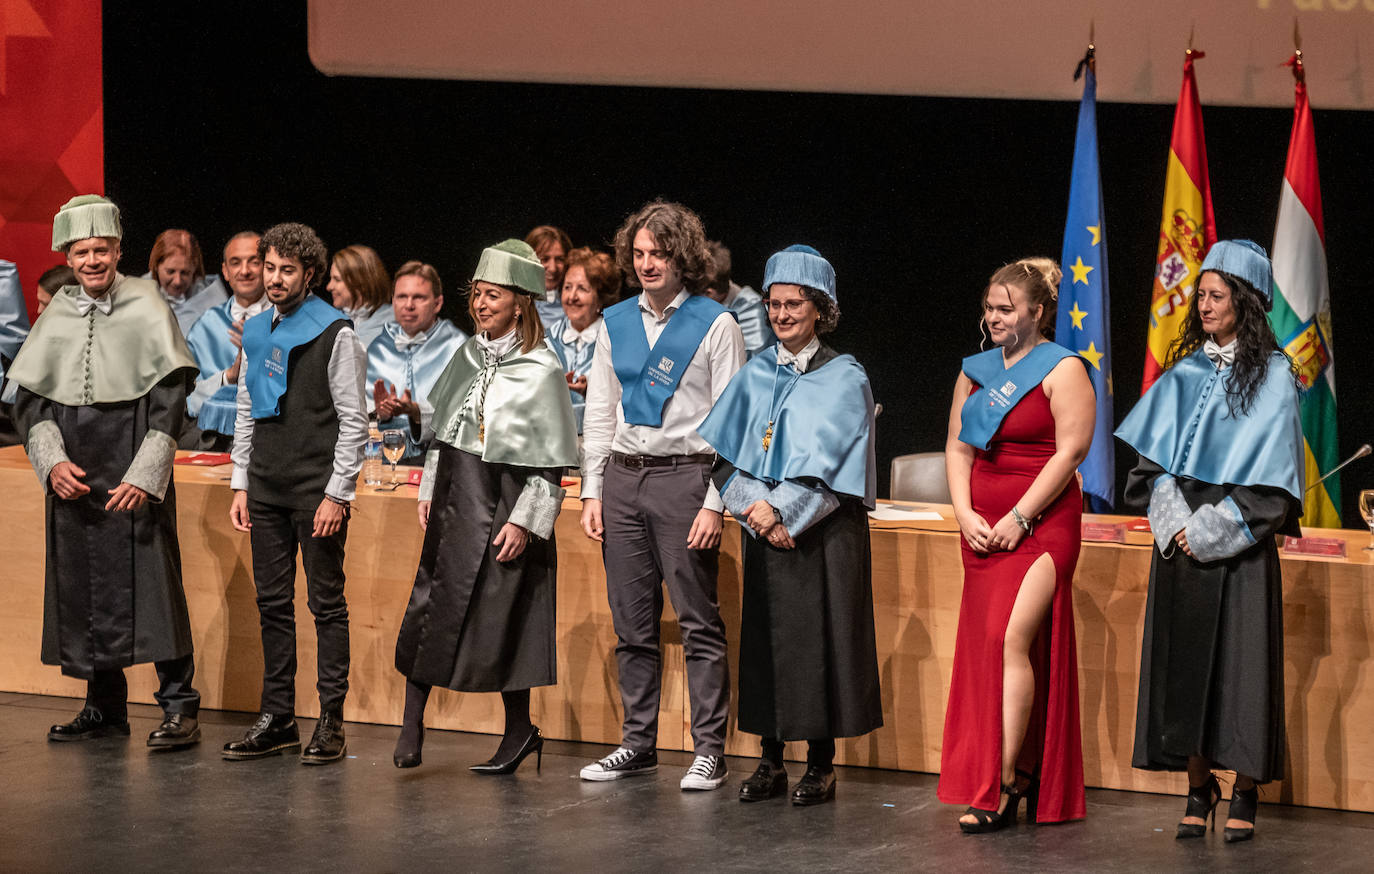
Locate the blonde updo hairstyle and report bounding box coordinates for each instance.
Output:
[985,256,1061,341]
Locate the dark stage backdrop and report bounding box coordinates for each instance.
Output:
[102,4,1374,525]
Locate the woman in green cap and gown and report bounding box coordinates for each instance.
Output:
[391,240,579,772]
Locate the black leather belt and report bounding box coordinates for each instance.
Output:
[611,452,715,470]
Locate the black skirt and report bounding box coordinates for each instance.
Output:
[736,498,883,741]
[394,444,559,692]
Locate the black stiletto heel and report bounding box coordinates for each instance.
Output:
[470,726,543,775]
[959,777,1033,834]
[393,724,424,768]
[1015,769,1040,824]
[1176,773,1221,839]
[1224,784,1259,843]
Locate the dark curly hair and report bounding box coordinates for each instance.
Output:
[1166,270,1292,415]
[763,284,841,335]
[613,200,710,295]
[258,222,328,289]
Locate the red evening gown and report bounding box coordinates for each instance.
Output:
[937,384,1086,823]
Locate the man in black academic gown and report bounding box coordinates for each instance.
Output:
[9,195,202,749]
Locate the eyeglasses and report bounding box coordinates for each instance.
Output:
[764,299,811,314]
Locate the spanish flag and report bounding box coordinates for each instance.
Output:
[1269,54,1340,528]
[1142,49,1215,393]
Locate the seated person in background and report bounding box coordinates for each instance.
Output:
[183,231,270,450]
[705,241,775,358]
[0,259,33,444]
[35,264,77,316]
[368,261,467,462]
[525,225,572,331]
[545,247,621,434]
[146,229,227,335]
[327,244,394,349]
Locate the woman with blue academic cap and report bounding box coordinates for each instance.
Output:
[698,245,882,806]
[1117,240,1303,844]
[938,257,1095,833]
[390,240,579,773]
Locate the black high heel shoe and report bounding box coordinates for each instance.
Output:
[959,778,1032,834]
[1015,769,1040,824]
[1224,784,1259,843]
[393,724,424,769]
[469,726,543,775]
[1176,773,1221,839]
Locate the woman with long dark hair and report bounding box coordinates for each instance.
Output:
[1117,240,1303,843]
[938,257,1095,832]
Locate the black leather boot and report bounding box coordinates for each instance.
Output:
[48,707,131,742]
[222,713,300,760]
[301,709,346,765]
[147,713,201,749]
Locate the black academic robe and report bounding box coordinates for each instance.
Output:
[712,346,883,741]
[14,374,195,679]
[1126,458,1299,782]
[394,445,561,692]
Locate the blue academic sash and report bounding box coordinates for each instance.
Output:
[185,300,238,377]
[604,294,726,427]
[958,342,1079,450]
[242,295,349,419]
[1115,348,1304,500]
[698,346,876,507]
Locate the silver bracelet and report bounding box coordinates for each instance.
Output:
[1011,506,1033,534]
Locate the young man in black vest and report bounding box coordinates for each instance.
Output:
[223,222,368,764]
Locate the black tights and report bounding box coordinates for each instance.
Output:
[395,680,534,761]
[761,737,836,773]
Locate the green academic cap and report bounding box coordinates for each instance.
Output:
[52,194,123,251]
[473,239,545,296]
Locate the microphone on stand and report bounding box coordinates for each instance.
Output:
[1306,443,1371,493]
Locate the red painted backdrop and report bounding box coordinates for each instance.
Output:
[0,0,103,319]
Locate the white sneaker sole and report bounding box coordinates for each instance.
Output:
[680,772,728,791]
[580,763,658,781]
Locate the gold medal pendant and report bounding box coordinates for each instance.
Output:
[762,422,774,451]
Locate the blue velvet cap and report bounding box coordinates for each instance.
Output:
[1200,239,1273,311]
[762,244,837,302]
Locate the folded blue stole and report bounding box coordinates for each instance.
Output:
[698,346,876,507]
[243,295,349,419]
[957,342,1079,450]
[604,294,726,427]
[1116,348,1303,500]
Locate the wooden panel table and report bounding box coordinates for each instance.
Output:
[2,445,1372,811]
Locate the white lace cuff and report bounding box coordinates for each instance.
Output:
[122,429,177,501]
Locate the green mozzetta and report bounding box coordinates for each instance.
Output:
[428,338,579,469]
[8,275,196,406]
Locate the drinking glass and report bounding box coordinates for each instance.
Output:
[382,430,406,485]
[1359,489,1374,551]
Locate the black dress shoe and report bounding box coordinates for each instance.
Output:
[393,725,424,769]
[470,726,542,775]
[790,766,837,806]
[222,713,300,760]
[147,713,201,749]
[739,760,788,802]
[301,710,347,765]
[48,707,131,742]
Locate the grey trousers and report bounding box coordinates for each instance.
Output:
[602,458,729,756]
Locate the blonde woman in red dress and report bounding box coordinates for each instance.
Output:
[937,258,1095,832]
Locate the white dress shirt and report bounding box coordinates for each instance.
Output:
[581,289,746,511]
[230,306,369,502]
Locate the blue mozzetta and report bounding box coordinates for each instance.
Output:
[697,344,876,508]
[1116,348,1303,501]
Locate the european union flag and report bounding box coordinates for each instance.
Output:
[1057,62,1115,511]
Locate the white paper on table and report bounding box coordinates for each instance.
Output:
[868,506,943,521]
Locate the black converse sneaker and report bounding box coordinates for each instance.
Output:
[579,746,658,781]
[680,754,729,791]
